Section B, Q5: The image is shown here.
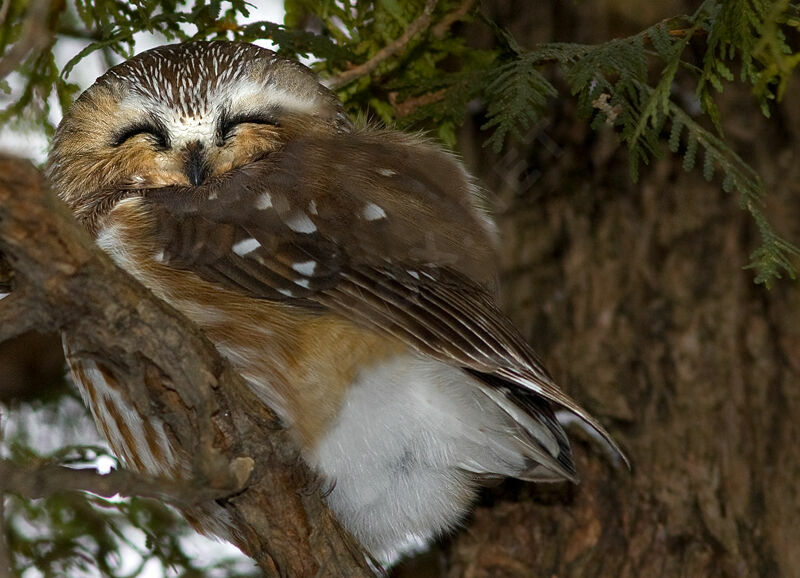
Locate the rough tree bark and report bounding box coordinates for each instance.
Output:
[392,1,800,577]
[0,158,373,577]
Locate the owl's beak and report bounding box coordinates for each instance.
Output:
[183,142,211,186]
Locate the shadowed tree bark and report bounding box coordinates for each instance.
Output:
[390,1,800,576]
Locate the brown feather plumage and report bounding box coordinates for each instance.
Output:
[48,40,626,566]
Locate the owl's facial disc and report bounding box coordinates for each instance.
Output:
[108,56,339,187]
[111,101,285,187]
[48,41,352,219]
[110,75,319,186]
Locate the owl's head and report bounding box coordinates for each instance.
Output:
[47,41,350,219]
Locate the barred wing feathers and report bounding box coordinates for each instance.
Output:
[137,134,627,479]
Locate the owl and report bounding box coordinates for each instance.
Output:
[47,41,624,566]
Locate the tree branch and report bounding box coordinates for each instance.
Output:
[0,0,12,29]
[431,0,476,38]
[0,156,373,577]
[328,0,438,90]
[390,88,448,118]
[0,0,55,80]
[0,459,230,507]
[0,290,51,343]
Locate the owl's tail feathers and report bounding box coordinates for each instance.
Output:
[466,369,628,483]
[474,379,578,483]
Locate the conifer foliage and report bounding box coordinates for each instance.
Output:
[0,0,798,575]
[2,0,797,284]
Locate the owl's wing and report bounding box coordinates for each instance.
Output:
[138,136,627,472]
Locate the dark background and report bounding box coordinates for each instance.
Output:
[397,1,800,575]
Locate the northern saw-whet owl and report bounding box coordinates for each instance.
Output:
[47,41,625,566]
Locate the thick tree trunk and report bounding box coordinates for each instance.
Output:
[394,2,800,576]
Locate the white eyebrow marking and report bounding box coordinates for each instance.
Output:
[232,238,261,256]
[362,203,387,221]
[256,192,273,210]
[292,260,317,276]
[238,86,319,115]
[284,212,317,233]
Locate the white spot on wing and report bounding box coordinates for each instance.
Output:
[233,238,261,256]
[153,250,165,263]
[292,260,317,276]
[362,203,387,221]
[284,212,317,233]
[295,279,311,289]
[256,192,273,210]
[377,168,396,177]
[308,199,318,214]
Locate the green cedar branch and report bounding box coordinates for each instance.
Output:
[478,4,799,285]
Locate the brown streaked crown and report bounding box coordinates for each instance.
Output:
[47,41,351,224]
